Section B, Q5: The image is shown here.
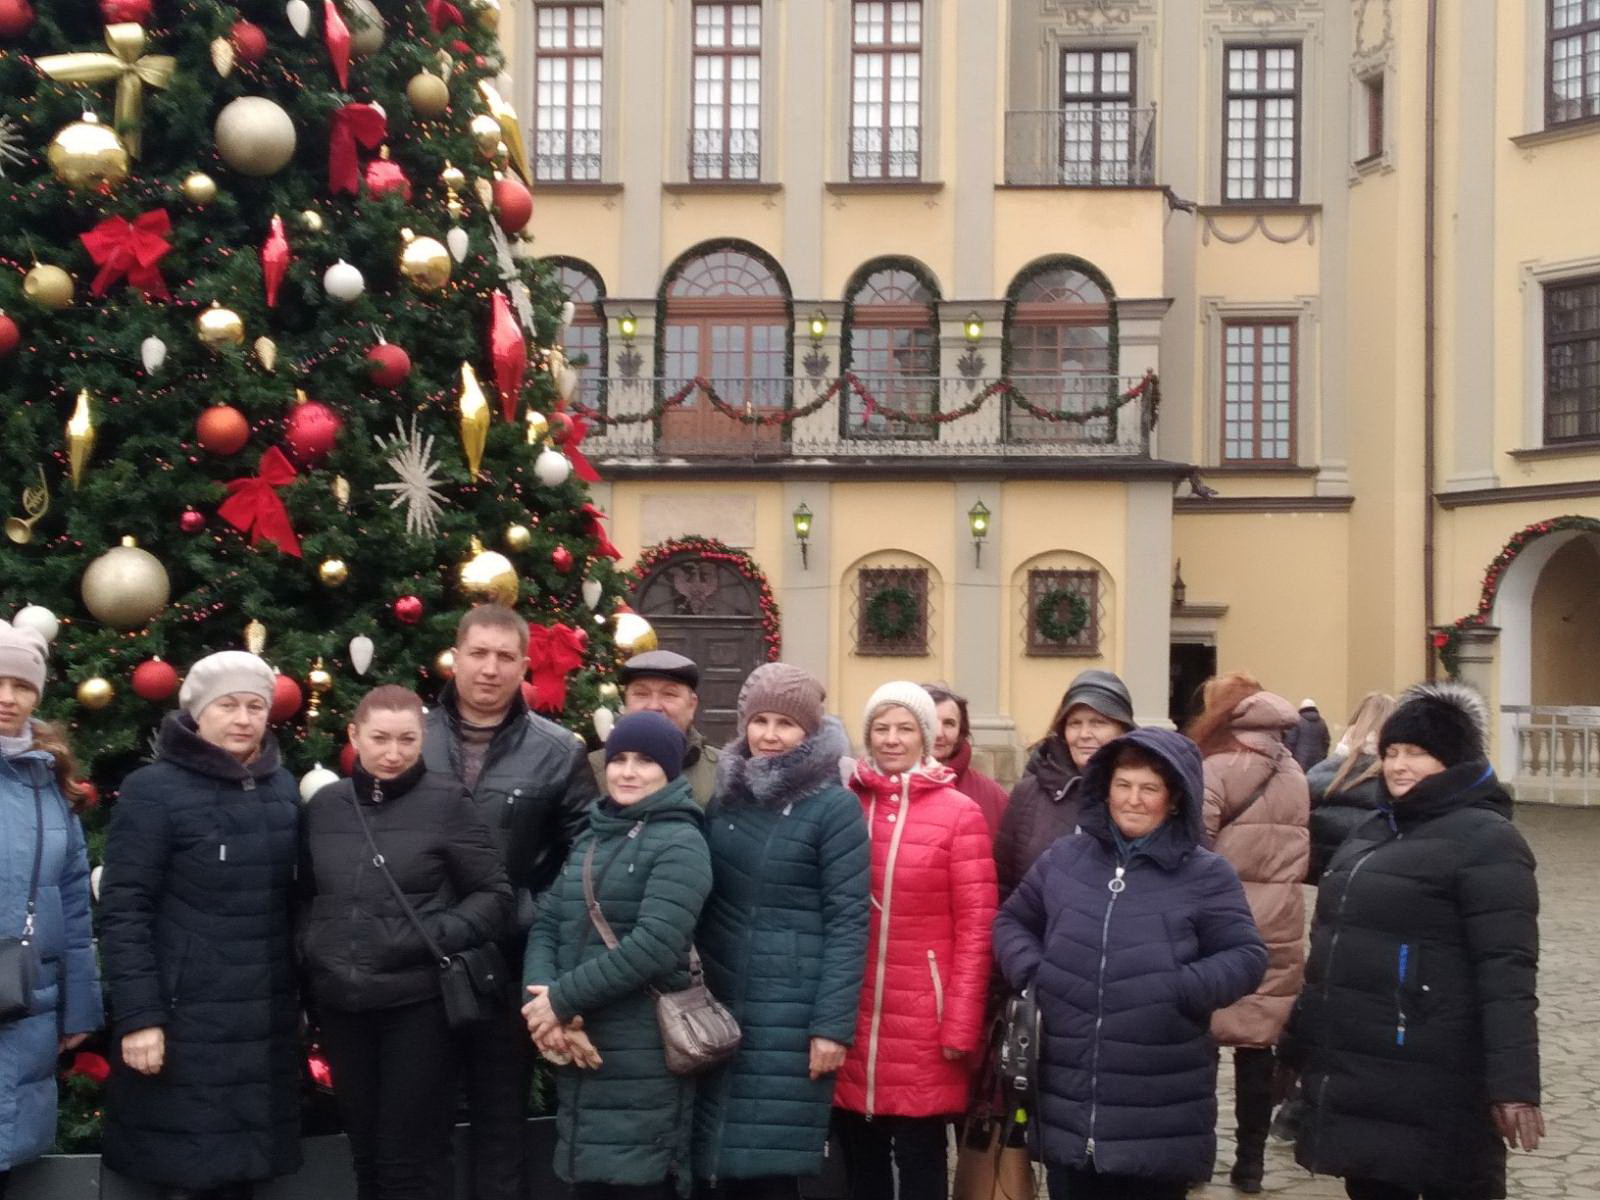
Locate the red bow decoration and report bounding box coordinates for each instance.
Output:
[489,292,526,421]
[525,622,587,713]
[427,0,463,29]
[66,1051,111,1085]
[79,209,172,300]
[219,446,303,558]
[323,0,350,89]
[328,102,387,195]
[580,503,622,560]
[559,417,601,483]
[261,214,290,308]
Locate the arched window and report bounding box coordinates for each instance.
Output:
[842,259,940,438]
[1004,257,1116,442]
[659,242,792,454]
[549,258,607,412]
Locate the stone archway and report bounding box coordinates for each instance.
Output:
[632,538,780,747]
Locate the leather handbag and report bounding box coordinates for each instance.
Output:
[582,840,740,1076]
[996,988,1040,1102]
[0,779,46,1023]
[350,789,506,1029]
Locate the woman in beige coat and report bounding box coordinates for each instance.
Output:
[1186,673,1309,1195]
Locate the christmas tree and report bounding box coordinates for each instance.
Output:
[0,0,639,796]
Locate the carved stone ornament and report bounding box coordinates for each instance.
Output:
[1353,0,1393,58]
[1041,0,1146,31]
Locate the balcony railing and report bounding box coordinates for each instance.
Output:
[1504,705,1600,805]
[573,371,1159,461]
[1004,106,1157,187]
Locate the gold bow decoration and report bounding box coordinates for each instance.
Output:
[36,24,177,157]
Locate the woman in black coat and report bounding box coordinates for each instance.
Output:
[1282,683,1543,1200]
[1304,692,1395,880]
[100,652,302,1200]
[301,685,512,1200]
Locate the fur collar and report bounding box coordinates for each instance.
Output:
[156,711,283,783]
[714,717,849,810]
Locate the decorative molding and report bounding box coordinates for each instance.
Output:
[802,347,831,379]
[1174,495,1354,512]
[1435,480,1600,509]
[616,345,643,379]
[598,458,1195,483]
[1506,441,1600,463]
[1207,0,1310,23]
[1352,0,1392,57]
[956,347,987,385]
[1041,0,1153,31]
[1200,207,1320,245]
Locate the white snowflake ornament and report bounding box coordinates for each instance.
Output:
[375,416,448,537]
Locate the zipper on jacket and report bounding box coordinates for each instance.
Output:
[1395,943,1410,1046]
[864,779,912,1116]
[1085,863,1127,1161]
[1310,843,1381,1148]
[927,950,945,1024]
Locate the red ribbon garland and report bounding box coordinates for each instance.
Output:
[580,503,622,560]
[260,214,290,308]
[489,292,526,422]
[524,622,586,713]
[79,209,172,300]
[218,446,303,558]
[328,103,387,195]
[426,0,463,29]
[323,0,350,89]
[560,417,601,483]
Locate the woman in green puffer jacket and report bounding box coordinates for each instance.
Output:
[522,711,712,1200]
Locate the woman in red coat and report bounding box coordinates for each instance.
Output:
[834,682,998,1199]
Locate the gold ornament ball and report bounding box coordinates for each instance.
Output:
[469,114,501,156]
[197,303,245,348]
[47,115,130,191]
[347,0,385,54]
[307,663,335,694]
[433,649,456,679]
[458,545,519,606]
[441,163,466,192]
[23,265,74,310]
[597,680,620,702]
[525,410,549,444]
[614,611,658,656]
[318,557,349,587]
[399,234,452,292]
[214,96,298,177]
[76,677,115,711]
[504,524,532,552]
[406,72,450,118]
[81,537,171,629]
[181,171,218,205]
[299,209,324,233]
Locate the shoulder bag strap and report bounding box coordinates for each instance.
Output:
[21,776,44,940]
[581,831,705,983]
[349,789,448,966]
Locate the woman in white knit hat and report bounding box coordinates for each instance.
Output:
[99,651,303,1200]
[0,618,103,1199]
[831,681,998,1199]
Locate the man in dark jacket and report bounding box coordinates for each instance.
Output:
[422,605,596,1200]
[1284,699,1331,772]
[586,649,721,806]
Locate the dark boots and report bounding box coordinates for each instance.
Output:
[1230,1048,1275,1194]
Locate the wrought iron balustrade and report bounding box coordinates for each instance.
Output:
[1004,106,1157,187]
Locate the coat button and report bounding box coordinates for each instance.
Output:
[887,813,897,823]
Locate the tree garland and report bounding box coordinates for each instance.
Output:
[862,585,920,644]
[1034,588,1090,644]
[1432,515,1600,677]
[629,536,782,662]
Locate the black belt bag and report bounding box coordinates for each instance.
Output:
[0,778,46,1023]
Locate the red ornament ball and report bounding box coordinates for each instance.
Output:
[269,674,303,723]
[550,544,575,573]
[365,342,411,388]
[393,594,424,625]
[492,177,533,235]
[365,157,413,201]
[285,400,342,465]
[179,509,205,534]
[230,19,268,63]
[196,405,250,456]
[99,0,151,22]
[131,658,180,702]
[547,410,575,445]
[0,313,19,358]
[75,780,99,809]
[339,741,357,775]
[0,0,35,36]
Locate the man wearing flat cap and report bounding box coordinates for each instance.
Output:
[588,650,722,806]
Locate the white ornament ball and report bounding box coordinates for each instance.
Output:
[534,447,572,487]
[349,634,374,676]
[299,762,340,802]
[323,259,365,301]
[560,301,576,329]
[214,96,298,177]
[90,865,103,903]
[347,0,385,54]
[446,227,469,263]
[581,578,603,609]
[286,0,312,36]
[593,707,616,741]
[12,604,60,643]
[141,335,167,374]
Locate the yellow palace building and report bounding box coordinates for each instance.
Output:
[500,0,1600,796]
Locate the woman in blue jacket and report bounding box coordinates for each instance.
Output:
[993,728,1267,1200]
[0,618,103,1198]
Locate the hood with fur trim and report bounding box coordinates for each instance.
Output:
[714,716,851,810]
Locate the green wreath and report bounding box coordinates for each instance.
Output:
[1035,589,1090,643]
[863,586,920,642]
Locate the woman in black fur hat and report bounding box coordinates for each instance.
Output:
[1279,682,1544,1200]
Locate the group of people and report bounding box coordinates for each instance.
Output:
[0,604,1543,1200]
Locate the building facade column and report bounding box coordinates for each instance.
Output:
[779,480,832,683]
[1124,480,1175,728]
[951,479,1013,753]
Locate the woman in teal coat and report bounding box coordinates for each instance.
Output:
[693,665,870,1199]
[523,711,712,1200]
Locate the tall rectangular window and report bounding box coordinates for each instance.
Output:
[691,3,762,181]
[1061,48,1134,185]
[1360,73,1384,161]
[1545,276,1600,443]
[1224,44,1299,202]
[1222,321,1295,462]
[1549,0,1600,125]
[851,1,922,179]
[534,5,603,182]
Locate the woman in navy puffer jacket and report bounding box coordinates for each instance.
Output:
[994,728,1267,1200]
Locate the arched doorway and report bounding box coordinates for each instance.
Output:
[633,539,780,746]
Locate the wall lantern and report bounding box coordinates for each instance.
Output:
[808,310,828,342]
[968,500,991,565]
[617,309,638,342]
[963,311,984,342]
[792,502,813,568]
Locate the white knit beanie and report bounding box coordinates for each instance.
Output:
[861,681,938,759]
[0,619,48,695]
[179,651,275,718]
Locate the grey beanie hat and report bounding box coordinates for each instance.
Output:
[738,662,827,736]
[0,619,48,695]
[1057,669,1135,730]
[179,651,276,718]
